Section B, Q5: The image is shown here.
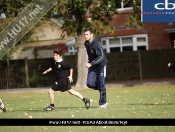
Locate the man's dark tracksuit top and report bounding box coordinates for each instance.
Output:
[84,37,107,68]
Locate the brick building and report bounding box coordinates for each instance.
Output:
[100,6,175,54]
[12,1,175,58]
[67,1,175,55]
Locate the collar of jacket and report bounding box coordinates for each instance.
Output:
[86,36,95,45]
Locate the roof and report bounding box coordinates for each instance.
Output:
[66,39,76,46]
[17,37,74,48]
[103,28,147,37]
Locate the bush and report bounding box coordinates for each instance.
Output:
[29,65,47,87]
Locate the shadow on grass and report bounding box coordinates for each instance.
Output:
[126,103,175,106]
[13,106,98,112]
[12,109,43,112]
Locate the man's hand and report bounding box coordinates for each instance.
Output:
[85,63,92,68]
[168,63,171,67]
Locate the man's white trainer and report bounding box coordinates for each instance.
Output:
[99,102,107,109]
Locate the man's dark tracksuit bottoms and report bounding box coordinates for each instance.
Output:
[84,37,108,106]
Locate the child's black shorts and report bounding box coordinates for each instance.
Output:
[51,83,71,92]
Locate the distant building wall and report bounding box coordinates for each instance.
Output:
[12,48,34,60]
[108,12,175,50]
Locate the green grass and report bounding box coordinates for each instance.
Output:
[0,84,175,132]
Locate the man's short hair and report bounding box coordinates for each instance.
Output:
[84,27,94,34]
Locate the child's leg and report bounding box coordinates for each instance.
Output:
[48,88,54,104]
[43,88,55,111]
[67,89,90,109]
[67,89,83,99]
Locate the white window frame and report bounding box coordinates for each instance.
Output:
[66,39,77,55]
[101,34,148,53]
[68,45,77,55]
[117,0,133,13]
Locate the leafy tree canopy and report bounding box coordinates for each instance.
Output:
[0,0,142,37]
[54,0,142,37]
[125,0,143,28]
[55,0,121,37]
[0,0,31,31]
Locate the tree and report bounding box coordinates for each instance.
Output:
[0,0,142,88]
[0,0,32,31]
[0,0,33,60]
[54,0,120,88]
[55,0,142,88]
[125,0,143,28]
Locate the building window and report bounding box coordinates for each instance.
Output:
[117,0,133,12]
[66,39,78,55]
[110,47,121,52]
[122,46,133,51]
[102,40,106,46]
[122,37,133,44]
[116,0,133,8]
[137,46,146,50]
[69,46,73,50]
[109,38,120,46]
[137,37,146,42]
[68,45,77,55]
[101,34,148,53]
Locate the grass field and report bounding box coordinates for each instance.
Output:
[0,83,175,132]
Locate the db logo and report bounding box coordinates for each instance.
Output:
[155,0,175,10]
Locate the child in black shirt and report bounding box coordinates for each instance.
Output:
[43,48,90,111]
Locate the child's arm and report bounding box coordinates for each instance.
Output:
[68,68,73,83]
[43,68,52,75]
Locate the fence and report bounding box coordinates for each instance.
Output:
[106,49,175,81]
[0,49,175,89]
